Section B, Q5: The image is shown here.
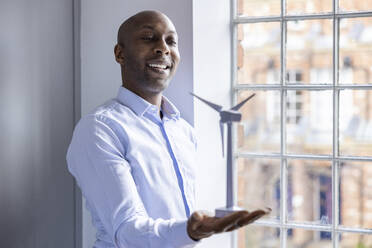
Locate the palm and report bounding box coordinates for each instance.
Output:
[187,208,271,241]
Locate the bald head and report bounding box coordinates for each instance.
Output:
[117,11,176,47]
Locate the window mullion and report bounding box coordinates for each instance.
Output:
[280,0,287,245]
[231,0,238,248]
[332,0,340,245]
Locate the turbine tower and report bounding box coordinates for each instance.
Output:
[191,92,256,217]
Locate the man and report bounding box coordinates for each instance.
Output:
[67,10,269,247]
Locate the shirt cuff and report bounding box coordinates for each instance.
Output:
[168,219,200,247]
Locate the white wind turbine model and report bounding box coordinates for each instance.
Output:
[191,92,256,217]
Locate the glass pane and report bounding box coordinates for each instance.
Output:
[237,0,281,17]
[340,232,372,248]
[340,161,372,229]
[287,160,333,224]
[238,226,280,248]
[339,0,372,12]
[339,90,372,157]
[286,90,333,155]
[339,17,372,84]
[287,229,332,247]
[287,19,333,85]
[287,0,332,15]
[237,23,281,84]
[237,158,280,221]
[237,90,281,153]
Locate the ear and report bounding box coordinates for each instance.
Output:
[114,44,125,65]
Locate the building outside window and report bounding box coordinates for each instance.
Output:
[233,0,372,247]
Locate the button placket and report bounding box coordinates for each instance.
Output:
[160,122,191,217]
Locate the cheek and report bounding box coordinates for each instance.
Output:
[124,54,137,67]
[125,49,146,66]
[172,50,180,68]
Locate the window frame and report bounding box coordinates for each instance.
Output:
[230,0,372,247]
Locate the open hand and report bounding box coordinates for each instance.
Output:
[187,208,271,241]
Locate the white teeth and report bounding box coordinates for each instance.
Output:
[148,64,167,69]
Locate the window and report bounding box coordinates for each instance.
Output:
[232,0,372,247]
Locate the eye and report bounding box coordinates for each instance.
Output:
[141,36,153,41]
[140,32,155,41]
[167,39,177,46]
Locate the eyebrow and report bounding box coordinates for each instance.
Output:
[141,25,154,30]
[140,24,177,35]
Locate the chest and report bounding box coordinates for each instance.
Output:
[123,121,197,188]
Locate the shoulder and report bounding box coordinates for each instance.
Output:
[72,99,132,148]
[76,99,135,132]
[86,99,134,124]
[66,105,128,174]
[74,100,117,135]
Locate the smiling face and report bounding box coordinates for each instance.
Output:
[115,11,180,97]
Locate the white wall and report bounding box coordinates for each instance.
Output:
[193,0,232,247]
[80,0,232,247]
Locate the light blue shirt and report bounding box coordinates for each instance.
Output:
[66,86,198,248]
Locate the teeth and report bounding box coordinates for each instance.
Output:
[148,64,167,69]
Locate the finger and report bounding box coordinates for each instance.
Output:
[263,207,272,214]
[214,211,249,232]
[224,211,266,232]
[225,208,272,232]
[225,223,240,232]
[236,209,267,226]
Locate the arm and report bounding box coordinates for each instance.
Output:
[66,116,197,248]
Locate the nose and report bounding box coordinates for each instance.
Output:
[154,39,170,55]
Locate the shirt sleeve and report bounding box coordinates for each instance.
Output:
[66,115,198,248]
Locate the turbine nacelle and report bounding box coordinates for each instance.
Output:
[220,110,242,123]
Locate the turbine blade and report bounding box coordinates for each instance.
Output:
[220,121,225,157]
[231,93,256,111]
[190,92,223,112]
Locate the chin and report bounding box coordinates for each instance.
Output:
[144,79,170,93]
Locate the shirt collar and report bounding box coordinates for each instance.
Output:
[116,86,180,120]
[161,95,181,120]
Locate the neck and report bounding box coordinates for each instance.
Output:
[121,68,164,113]
[122,84,162,109]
